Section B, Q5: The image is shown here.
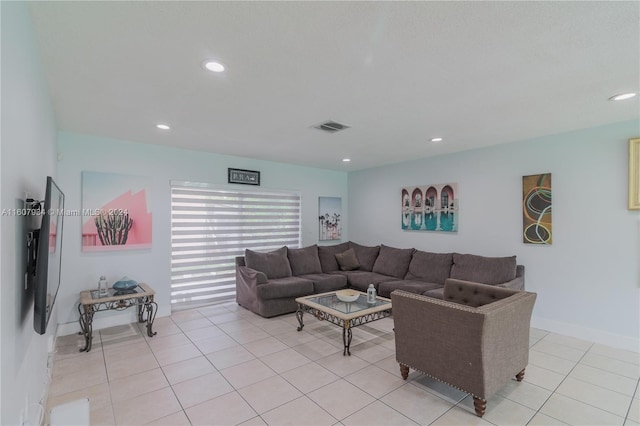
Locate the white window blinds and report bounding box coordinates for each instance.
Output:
[170,182,301,310]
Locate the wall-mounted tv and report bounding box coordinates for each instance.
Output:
[33,176,65,335]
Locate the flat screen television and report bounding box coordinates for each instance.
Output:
[33,176,65,335]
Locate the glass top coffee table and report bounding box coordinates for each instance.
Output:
[295,290,392,356]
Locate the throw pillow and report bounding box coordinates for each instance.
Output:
[335,248,360,271]
[287,245,323,276]
[317,242,350,272]
[372,244,415,278]
[245,246,292,279]
[348,242,380,271]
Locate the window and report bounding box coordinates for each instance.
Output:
[170,182,301,310]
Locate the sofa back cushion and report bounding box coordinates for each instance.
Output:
[450,253,517,285]
[335,248,361,271]
[287,245,322,276]
[372,245,415,278]
[245,246,292,279]
[405,251,453,284]
[349,242,380,271]
[318,242,350,272]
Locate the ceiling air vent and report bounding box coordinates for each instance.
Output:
[313,120,350,133]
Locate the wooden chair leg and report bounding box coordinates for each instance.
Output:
[473,397,487,417]
[516,368,525,381]
[399,364,409,380]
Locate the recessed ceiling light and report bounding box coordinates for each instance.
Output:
[342,158,351,162]
[608,93,637,101]
[203,61,225,73]
[430,137,443,142]
[156,124,171,130]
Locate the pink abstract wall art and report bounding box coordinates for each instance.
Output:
[81,172,153,251]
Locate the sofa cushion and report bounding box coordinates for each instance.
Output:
[318,242,350,273]
[255,276,314,300]
[335,248,360,271]
[346,271,396,292]
[422,287,444,299]
[287,245,322,276]
[245,247,292,279]
[298,273,348,293]
[378,280,442,298]
[372,245,415,278]
[405,251,453,284]
[450,253,517,285]
[349,242,380,271]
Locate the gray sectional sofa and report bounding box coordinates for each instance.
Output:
[235,241,525,318]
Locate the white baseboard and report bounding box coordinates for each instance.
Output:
[57,311,139,337]
[531,316,640,352]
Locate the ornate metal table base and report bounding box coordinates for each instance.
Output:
[296,305,391,356]
[78,284,157,352]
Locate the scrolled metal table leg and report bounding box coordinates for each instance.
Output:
[137,303,144,323]
[145,301,158,337]
[78,304,94,352]
[296,306,304,331]
[343,320,352,356]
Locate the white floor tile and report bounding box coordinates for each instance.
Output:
[46,307,640,426]
[569,363,638,396]
[307,379,376,420]
[380,382,453,424]
[540,393,625,425]
[238,375,303,414]
[342,400,418,425]
[260,396,337,426]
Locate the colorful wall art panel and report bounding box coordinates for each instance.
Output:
[401,183,458,232]
[82,171,153,251]
[319,197,342,241]
[522,173,552,244]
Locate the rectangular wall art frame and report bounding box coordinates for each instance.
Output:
[401,183,458,232]
[629,138,640,210]
[318,197,342,241]
[228,168,260,186]
[81,171,153,252]
[522,173,552,244]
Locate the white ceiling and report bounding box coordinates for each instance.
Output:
[28,1,640,171]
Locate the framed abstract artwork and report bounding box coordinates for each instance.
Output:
[318,197,342,241]
[522,173,552,244]
[629,138,640,210]
[81,171,153,251]
[401,183,458,232]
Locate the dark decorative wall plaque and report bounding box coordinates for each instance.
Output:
[228,168,260,186]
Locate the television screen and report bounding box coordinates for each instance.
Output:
[34,176,65,335]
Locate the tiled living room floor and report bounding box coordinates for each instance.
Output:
[47,302,639,426]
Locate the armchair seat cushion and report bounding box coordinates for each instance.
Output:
[378,280,442,298]
[255,277,314,300]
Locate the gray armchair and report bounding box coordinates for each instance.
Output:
[391,279,537,417]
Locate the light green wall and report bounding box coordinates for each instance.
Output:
[1,2,59,424]
[56,132,348,328]
[349,119,640,349]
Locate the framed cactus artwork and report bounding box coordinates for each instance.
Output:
[81,171,153,252]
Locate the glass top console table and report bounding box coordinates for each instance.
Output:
[78,282,157,352]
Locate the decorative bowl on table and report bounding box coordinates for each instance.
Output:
[336,289,360,303]
[112,277,138,291]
